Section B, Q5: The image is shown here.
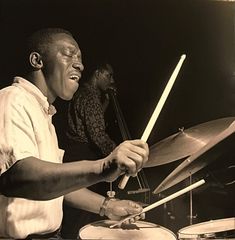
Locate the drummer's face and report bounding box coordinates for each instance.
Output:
[40,33,84,102]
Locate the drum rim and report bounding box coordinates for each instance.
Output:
[178,217,235,238]
[79,219,177,239]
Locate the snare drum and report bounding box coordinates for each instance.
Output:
[178,217,235,239]
[79,220,176,240]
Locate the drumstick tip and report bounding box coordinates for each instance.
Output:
[181,54,186,60]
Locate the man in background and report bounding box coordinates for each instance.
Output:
[61,63,119,238]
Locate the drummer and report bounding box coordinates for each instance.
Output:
[0,28,149,239]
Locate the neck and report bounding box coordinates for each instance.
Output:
[24,71,55,104]
[88,75,103,92]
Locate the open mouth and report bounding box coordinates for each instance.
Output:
[70,75,80,83]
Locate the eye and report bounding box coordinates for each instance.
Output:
[63,49,74,57]
[65,52,73,57]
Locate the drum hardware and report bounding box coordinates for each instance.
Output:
[186,174,198,225]
[225,165,235,186]
[157,193,176,223]
[127,188,150,194]
[118,54,186,189]
[207,171,226,190]
[107,182,116,198]
[165,204,176,220]
[108,87,150,204]
[186,214,198,223]
[165,206,176,221]
[189,174,193,225]
[178,217,235,239]
[153,120,235,194]
[208,164,235,187]
[134,169,151,204]
[110,179,205,229]
[197,165,235,196]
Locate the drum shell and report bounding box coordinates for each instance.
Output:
[178,217,235,240]
[79,220,176,240]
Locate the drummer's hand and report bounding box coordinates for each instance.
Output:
[104,199,145,223]
[100,140,149,182]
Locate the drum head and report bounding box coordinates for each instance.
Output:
[79,220,176,240]
[178,217,235,239]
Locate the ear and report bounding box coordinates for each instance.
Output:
[95,69,100,77]
[29,52,43,69]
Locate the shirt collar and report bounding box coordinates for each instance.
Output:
[12,77,57,116]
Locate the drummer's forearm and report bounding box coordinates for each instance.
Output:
[64,188,105,214]
[0,157,105,200]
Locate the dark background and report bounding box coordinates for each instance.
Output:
[0,0,234,235]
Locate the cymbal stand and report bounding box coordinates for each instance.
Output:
[189,173,193,225]
[188,173,197,225]
[108,88,150,204]
[138,170,151,204]
[126,170,151,205]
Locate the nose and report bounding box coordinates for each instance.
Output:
[73,61,84,72]
[110,76,115,84]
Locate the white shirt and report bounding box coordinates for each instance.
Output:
[0,77,64,239]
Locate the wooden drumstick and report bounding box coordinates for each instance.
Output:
[118,54,186,189]
[111,179,205,228]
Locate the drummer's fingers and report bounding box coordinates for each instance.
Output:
[122,217,134,225]
[139,212,145,220]
[128,213,145,223]
[111,140,149,176]
[130,215,140,224]
[128,140,149,167]
[124,151,144,176]
[122,213,143,225]
[131,140,149,155]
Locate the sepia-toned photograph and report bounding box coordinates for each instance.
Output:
[0,0,234,239]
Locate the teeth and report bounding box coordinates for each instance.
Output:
[70,75,79,81]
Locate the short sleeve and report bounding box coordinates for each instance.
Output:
[0,89,38,174]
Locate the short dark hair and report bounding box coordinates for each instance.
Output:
[19,28,73,74]
[95,63,112,72]
[26,28,73,55]
[85,62,112,79]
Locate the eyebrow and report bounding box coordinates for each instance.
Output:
[62,44,81,56]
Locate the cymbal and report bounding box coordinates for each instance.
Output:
[145,117,235,168]
[153,120,235,194]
